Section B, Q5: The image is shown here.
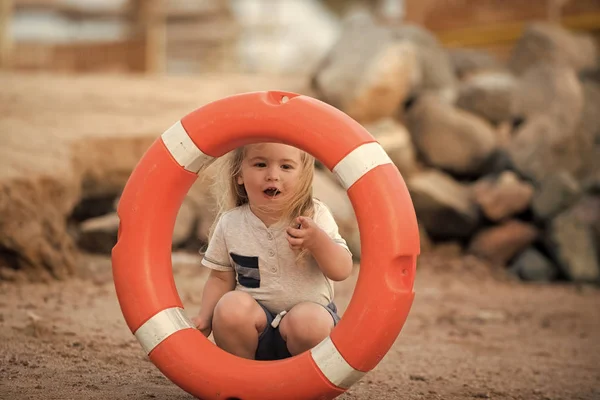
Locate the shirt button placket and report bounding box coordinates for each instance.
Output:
[266,231,276,272]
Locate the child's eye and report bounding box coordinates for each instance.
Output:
[281,164,293,170]
[254,162,267,168]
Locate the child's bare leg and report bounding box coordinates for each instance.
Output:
[279,302,334,356]
[212,291,267,359]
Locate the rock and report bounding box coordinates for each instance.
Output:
[405,95,497,177]
[477,149,515,177]
[532,170,581,221]
[312,169,361,259]
[509,22,598,75]
[510,69,598,185]
[172,199,197,247]
[448,48,504,80]
[78,213,120,254]
[311,15,420,123]
[509,248,558,282]
[508,115,580,184]
[392,24,458,101]
[78,199,196,254]
[408,170,479,239]
[494,122,513,149]
[473,171,534,222]
[0,172,79,281]
[513,64,584,138]
[509,70,592,182]
[72,194,120,222]
[364,118,419,178]
[455,72,519,124]
[507,116,554,183]
[71,137,155,199]
[547,196,600,282]
[468,220,538,266]
[0,72,309,281]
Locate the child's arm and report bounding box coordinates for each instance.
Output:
[286,216,353,281]
[192,269,236,337]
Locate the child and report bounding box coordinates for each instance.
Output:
[191,142,353,361]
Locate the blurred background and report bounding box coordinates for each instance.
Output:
[1,0,599,284]
[1,2,600,399]
[2,0,600,74]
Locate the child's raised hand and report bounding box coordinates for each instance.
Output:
[286,216,324,252]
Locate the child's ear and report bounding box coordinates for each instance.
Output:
[236,175,244,185]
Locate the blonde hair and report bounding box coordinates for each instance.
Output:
[208,144,316,243]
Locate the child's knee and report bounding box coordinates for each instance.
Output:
[281,303,333,344]
[213,291,264,330]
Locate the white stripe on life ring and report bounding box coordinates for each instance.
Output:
[134,307,195,354]
[332,142,393,190]
[161,121,214,174]
[310,336,366,389]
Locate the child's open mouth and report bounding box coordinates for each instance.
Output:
[263,187,281,198]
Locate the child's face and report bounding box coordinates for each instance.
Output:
[237,143,303,214]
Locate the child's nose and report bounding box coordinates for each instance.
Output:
[266,167,280,181]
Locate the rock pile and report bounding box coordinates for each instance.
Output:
[1,17,598,285]
[312,15,600,283]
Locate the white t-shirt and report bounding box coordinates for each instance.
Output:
[201,198,351,314]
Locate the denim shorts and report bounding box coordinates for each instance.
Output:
[255,302,341,361]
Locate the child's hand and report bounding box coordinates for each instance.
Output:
[286,216,324,252]
[191,315,212,337]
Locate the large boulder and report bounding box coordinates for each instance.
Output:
[513,64,584,139]
[448,48,505,80]
[509,23,598,76]
[405,95,497,177]
[508,70,593,183]
[0,73,309,281]
[455,72,519,124]
[408,170,479,239]
[311,15,420,123]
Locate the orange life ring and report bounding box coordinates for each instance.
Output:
[112,91,420,400]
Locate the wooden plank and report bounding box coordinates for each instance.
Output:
[133,0,166,73]
[437,11,600,48]
[12,40,145,72]
[14,0,229,20]
[14,0,130,18]
[0,0,14,69]
[405,0,600,32]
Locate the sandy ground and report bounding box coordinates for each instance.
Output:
[1,251,599,400]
